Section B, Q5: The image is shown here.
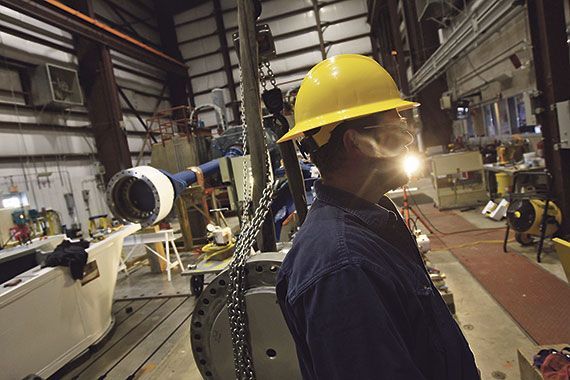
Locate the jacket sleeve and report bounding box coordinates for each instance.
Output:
[298,264,426,380]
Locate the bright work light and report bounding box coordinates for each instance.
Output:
[403,153,421,177]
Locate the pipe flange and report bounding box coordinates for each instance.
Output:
[190,251,300,379]
[106,166,175,227]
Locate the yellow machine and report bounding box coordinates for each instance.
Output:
[506,198,562,255]
[44,209,63,235]
[497,143,509,165]
[88,214,111,238]
[507,199,562,237]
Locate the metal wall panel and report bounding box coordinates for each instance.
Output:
[260,0,313,19]
[0,1,160,218]
[220,0,237,11]
[322,16,369,41]
[271,50,323,73]
[188,54,225,76]
[0,31,77,65]
[0,5,73,40]
[180,35,221,59]
[275,31,320,54]
[191,71,228,93]
[222,9,238,29]
[177,17,218,40]
[319,0,367,22]
[327,35,372,56]
[175,0,374,127]
[175,1,214,25]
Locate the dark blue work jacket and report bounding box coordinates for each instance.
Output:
[276,181,479,380]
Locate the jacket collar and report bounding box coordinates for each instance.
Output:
[314,180,399,232]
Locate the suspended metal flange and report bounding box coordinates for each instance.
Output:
[190,252,300,379]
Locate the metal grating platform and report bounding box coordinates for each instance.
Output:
[54,296,195,380]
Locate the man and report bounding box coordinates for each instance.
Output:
[276,54,479,379]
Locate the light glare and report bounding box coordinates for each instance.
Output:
[403,154,421,177]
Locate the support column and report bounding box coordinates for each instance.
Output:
[527,0,570,234]
[417,75,452,147]
[155,1,194,129]
[67,0,131,183]
[311,0,327,60]
[387,0,409,95]
[401,0,422,72]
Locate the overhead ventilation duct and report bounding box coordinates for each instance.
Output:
[410,1,524,94]
[31,63,83,108]
[416,0,455,22]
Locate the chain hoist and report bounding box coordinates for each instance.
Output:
[227,20,278,380]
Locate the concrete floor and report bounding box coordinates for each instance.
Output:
[430,250,535,380]
[110,176,568,380]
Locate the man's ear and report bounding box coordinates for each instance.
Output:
[345,129,382,158]
[343,129,362,157]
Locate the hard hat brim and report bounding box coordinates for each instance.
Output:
[277,98,419,143]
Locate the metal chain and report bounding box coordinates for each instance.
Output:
[263,60,277,88]
[239,66,252,223]
[258,63,267,91]
[228,58,275,380]
[258,60,277,91]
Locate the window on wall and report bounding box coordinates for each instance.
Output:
[483,103,499,137]
[477,95,539,138]
[507,94,536,134]
[498,99,511,135]
[0,67,26,105]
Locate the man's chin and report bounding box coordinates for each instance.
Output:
[371,166,409,191]
[387,172,409,191]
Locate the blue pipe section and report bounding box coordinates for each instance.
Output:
[161,146,243,196]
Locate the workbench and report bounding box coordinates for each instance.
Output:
[483,163,546,198]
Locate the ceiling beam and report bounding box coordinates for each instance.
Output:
[0,0,187,76]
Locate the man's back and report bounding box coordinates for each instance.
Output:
[276,182,479,380]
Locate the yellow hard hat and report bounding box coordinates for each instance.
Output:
[277,54,419,145]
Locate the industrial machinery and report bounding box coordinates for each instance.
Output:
[0,224,140,379]
[430,150,487,209]
[106,148,242,228]
[503,170,562,261]
[105,4,311,378]
[64,192,82,238]
[9,209,32,245]
[506,199,562,246]
[190,250,300,378]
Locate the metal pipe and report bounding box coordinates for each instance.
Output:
[213,0,240,123]
[105,148,242,227]
[409,1,523,93]
[311,0,327,60]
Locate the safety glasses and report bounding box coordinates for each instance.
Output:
[362,117,410,133]
[361,117,415,148]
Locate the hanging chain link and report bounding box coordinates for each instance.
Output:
[258,63,267,92]
[227,56,278,380]
[264,60,277,88]
[239,67,252,223]
[258,59,277,91]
